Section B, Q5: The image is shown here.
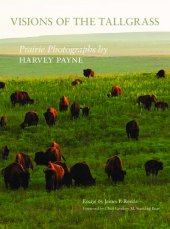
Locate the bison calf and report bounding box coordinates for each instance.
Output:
[145,160,163,176]
[20,111,39,129]
[155,101,168,111]
[126,120,139,140]
[0,82,5,89]
[81,107,90,116]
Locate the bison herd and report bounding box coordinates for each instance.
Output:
[0,68,168,191]
[1,144,164,191]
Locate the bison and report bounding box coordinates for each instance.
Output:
[70,101,80,119]
[20,111,39,129]
[107,86,122,97]
[145,160,163,176]
[10,91,34,106]
[156,69,166,78]
[105,155,126,184]
[2,145,9,160]
[2,162,30,189]
[71,79,82,86]
[137,94,157,110]
[52,161,72,187]
[44,162,65,191]
[154,101,168,111]
[0,116,7,127]
[59,96,69,111]
[44,107,58,126]
[80,107,90,116]
[126,120,139,140]
[34,146,65,166]
[70,162,95,186]
[15,152,33,170]
[83,69,94,78]
[0,82,5,89]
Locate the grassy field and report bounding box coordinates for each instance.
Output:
[0,55,170,77]
[0,74,169,228]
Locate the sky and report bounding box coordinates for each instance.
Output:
[0,0,169,39]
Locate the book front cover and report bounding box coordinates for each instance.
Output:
[0,0,169,228]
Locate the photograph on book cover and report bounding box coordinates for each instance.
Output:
[0,0,169,228]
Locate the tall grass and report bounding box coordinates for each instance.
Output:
[0,74,169,228]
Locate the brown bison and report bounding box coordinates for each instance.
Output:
[155,101,168,111]
[52,161,72,187]
[70,162,95,186]
[34,145,65,165]
[107,86,122,97]
[2,145,9,160]
[0,116,7,127]
[44,107,58,126]
[71,79,82,86]
[59,96,69,111]
[156,69,166,78]
[105,155,126,184]
[145,160,163,176]
[83,69,94,78]
[2,163,30,189]
[126,120,139,140]
[0,82,5,89]
[20,111,39,129]
[44,162,65,191]
[70,101,80,119]
[137,94,157,110]
[10,91,34,106]
[80,107,90,116]
[15,152,33,170]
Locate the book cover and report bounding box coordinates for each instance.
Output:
[0,0,169,228]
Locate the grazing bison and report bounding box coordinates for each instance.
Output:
[10,91,34,106]
[70,101,80,119]
[52,161,72,187]
[145,160,163,176]
[44,107,58,126]
[0,116,7,127]
[126,120,139,140]
[107,86,122,97]
[15,152,33,170]
[80,107,90,116]
[59,96,69,111]
[44,162,65,191]
[71,79,82,86]
[156,69,166,78]
[2,146,9,160]
[2,163,30,189]
[70,162,95,186]
[34,146,64,165]
[20,111,39,129]
[105,155,126,184]
[137,94,157,110]
[0,82,5,89]
[155,101,168,111]
[83,69,94,78]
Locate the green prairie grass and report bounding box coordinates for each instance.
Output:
[0,73,169,229]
